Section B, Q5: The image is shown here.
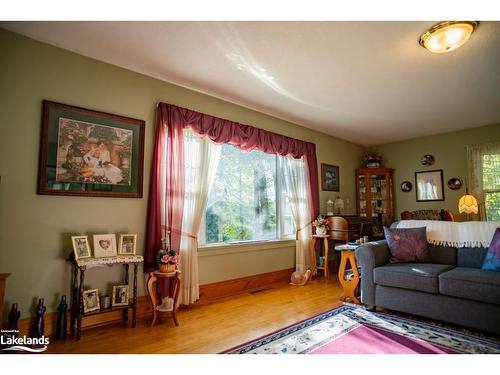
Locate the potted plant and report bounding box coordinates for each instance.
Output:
[157,249,178,273]
[362,152,383,168]
[312,216,329,235]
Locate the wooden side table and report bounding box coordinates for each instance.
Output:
[309,234,330,280]
[147,270,181,327]
[69,256,143,341]
[335,244,360,304]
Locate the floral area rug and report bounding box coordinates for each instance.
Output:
[223,304,500,354]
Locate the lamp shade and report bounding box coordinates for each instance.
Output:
[334,197,344,209]
[458,193,478,214]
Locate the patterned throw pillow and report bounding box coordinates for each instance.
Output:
[481,228,500,272]
[383,226,430,263]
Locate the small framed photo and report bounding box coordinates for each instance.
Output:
[415,169,444,202]
[71,235,92,260]
[400,181,413,193]
[321,163,340,192]
[82,289,100,313]
[93,234,117,258]
[118,234,137,256]
[112,285,130,307]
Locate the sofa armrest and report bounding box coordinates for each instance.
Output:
[355,240,390,308]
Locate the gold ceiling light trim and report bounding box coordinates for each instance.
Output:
[419,21,479,53]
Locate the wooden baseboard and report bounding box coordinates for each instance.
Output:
[196,268,294,305]
[4,268,294,337]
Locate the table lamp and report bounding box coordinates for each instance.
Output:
[334,196,344,216]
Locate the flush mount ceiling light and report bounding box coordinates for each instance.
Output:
[419,21,478,53]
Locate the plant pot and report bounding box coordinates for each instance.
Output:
[315,227,327,235]
[159,263,176,273]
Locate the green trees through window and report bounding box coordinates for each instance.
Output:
[482,153,500,221]
[202,143,294,244]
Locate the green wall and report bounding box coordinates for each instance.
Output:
[375,123,500,220]
[0,29,364,317]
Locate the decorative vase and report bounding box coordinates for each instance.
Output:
[159,263,176,273]
[315,227,327,235]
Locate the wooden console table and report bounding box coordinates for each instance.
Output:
[147,270,181,327]
[69,255,143,341]
[0,273,10,326]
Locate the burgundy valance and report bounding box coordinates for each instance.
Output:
[158,102,317,159]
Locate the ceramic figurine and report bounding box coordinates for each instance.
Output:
[8,303,21,332]
[34,298,46,338]
[55,295,68,340]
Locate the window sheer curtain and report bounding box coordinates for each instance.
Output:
[466,141,500,221]
[180,131,221,304]
[281,156,312,272]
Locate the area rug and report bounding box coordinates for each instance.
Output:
[224,304,500,354]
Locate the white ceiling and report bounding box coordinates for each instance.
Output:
[2,21,500,146]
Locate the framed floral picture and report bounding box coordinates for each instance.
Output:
[38,100,145,198]
[321,163,340,191]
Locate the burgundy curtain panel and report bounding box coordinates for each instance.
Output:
[145,103,320,271]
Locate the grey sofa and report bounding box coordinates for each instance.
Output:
[355,240,500,336]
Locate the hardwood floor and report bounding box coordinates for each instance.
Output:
[47,277,344,354]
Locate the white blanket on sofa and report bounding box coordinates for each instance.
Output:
[395,220,499,248]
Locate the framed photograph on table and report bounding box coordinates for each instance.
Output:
[71,235,92,260]
[112,285,130,307]
[415,169,444,202]
[37,100,145,198]
[118,234,137,256]
[321,164,340,192]
[93,234,117,258]
[82,289,100,313]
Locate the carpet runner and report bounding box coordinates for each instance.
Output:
[224,304,500,354]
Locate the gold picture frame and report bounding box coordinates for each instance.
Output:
[118,234,137,256]
[112,285,130,307]
[71,235,92,260]
[82,288,100,313]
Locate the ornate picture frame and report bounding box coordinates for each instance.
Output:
[38,100,145,198]
[321,163,340,192]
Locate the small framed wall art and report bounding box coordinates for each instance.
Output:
[38,100,145,198]
[415,169,444,202]
[118,234,137,256]
[321,164,340,192]
[400,181,413,192]
[93,234,117,258]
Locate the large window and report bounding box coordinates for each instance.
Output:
[199,143,295,245]
[482,153,500,221]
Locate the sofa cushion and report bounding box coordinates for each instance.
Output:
[384,226,430,263]
[457,247,488,268]
[374,263,453,294]
[481,227,500,272]
[439,267,500,305]
[428,244,456,266]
